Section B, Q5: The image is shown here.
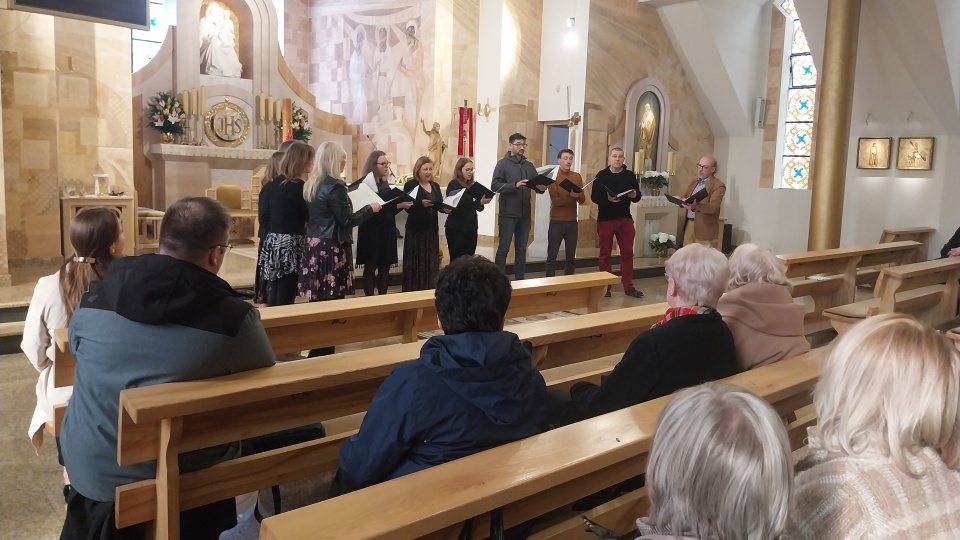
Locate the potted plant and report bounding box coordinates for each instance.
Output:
[146,91,186,143]
[641,171,670,196]
[292,103,312,142]
[649,232,677,262]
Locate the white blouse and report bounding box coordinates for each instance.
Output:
[22,272,72,451]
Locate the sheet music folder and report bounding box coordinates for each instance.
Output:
[664,190,708,206]
[559,178,583,193]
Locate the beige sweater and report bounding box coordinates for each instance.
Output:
[716,282,810,371]
[792,441,960,539]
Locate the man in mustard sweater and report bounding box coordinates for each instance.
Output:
[545,149,586,277]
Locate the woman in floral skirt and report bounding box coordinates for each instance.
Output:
[299,141,381,354]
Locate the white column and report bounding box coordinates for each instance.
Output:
[474,0,505,239]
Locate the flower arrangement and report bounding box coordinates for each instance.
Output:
[292,103,312,141]
[649,232,677,260]
[146,91,186,136]
[641,170,671,189]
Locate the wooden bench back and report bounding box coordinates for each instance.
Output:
[777,241,920,329]
[53,272,620,388]
[879,226,935,260]
[872,257,960,323]
[259,350,822,540]
[110,304,668,535]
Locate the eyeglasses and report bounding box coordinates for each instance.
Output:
[212,244,233,254]
[377,161,391,167]
[697,163,713,169]
[511,142,528,148]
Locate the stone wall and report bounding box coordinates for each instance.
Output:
[0,12,133,260]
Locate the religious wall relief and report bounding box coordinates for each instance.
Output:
[309,3,430,173]
[200,0,243,78]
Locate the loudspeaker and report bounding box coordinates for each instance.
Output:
[754,97,766,128]
[722,223,733,254]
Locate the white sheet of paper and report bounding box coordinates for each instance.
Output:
[348,183,385,209]
[406,184,420,200]
[536,165,558,179]
[361,171,378,193]
[443,189,465,208]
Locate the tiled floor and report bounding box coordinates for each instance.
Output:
[0,270,669,540]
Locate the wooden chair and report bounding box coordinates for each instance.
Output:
[205,184,257,243]
[822,257,960,334]
[258,350,822,540]
[137,208,165,254]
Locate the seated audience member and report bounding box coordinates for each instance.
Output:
[551,243,737,424]
[636,382,792,540]
[941,224,960,258]
[334,256,548,494]
[24,207,124,457]
[792,314,960,539]
[59,197,276,540]
[717,243,809,371]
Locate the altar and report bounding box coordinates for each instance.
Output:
[632,195,679,257]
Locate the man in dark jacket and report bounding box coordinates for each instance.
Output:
[334,255,548,493]
[549,243,738,425]
[59,197,276,540]
[492,132,544,280]
[591,147,643,298]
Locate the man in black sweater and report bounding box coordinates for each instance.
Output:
[591,147,642,297]
[548,243,739,424]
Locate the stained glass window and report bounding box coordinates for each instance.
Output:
[131,1,172,73]
[776,0,817,190]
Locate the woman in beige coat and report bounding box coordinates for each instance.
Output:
[717,244,809,371]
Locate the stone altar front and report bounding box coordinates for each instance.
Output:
[632,195,679,257]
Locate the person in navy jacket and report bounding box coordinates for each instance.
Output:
[333,255,548,494]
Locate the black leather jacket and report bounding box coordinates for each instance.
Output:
[305,175,374,244]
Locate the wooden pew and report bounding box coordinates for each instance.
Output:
[823,257,960,334]
[258,350,822,540]
[104,303,666,537]
[778,241,920,330]
[52,272,620,388]
[946,327,960,351]
[879,226,935,261]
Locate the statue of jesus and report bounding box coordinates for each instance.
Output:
[421,119,447,176]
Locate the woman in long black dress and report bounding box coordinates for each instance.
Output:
[354,150,413,296]
[444,157,492,261]
[258,142,313,306]
[402,156,443,291]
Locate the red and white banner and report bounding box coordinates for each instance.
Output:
[458,106,474,158]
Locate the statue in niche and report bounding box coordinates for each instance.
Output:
[421,119,447,176]
[633,92,661,169]
[638,103,657,165]
[348,28,370,123]
[199,1,243,78]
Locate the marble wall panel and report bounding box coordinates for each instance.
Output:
[497,0,543,168]
[0,11,133,262]
[583,0,714,196]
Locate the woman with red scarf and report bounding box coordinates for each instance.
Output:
[548,243,739,425]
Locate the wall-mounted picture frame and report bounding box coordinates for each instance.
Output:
[896,137,935,171]
[856,137,892,169]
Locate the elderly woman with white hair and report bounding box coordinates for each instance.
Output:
[552,243,738,423]
[717,243,809,371]
[791,314,960,538]
[634,382,793,540]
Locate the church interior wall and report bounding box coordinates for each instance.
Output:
[497,0,544,170]
[582,0,714,208]
[0,11,133,261]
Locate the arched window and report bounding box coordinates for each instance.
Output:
[775,0,817,189]
[131,1,175,73]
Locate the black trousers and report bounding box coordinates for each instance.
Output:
[546,220,578,277]
[445,228,478,261]
[60,486,235,540]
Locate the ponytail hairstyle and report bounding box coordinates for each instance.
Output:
[58,207,122,320]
